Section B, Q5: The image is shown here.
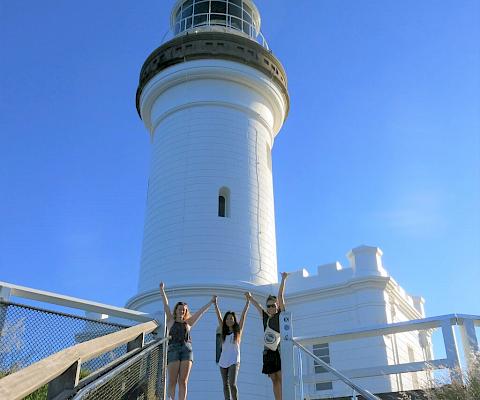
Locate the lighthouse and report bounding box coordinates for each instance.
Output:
[133,0,289,293]
[127,0,289,398]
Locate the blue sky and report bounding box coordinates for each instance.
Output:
[0,0,479,320]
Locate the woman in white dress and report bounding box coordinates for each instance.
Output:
[213,293,250,400]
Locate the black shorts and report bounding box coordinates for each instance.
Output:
[262,348,281,375]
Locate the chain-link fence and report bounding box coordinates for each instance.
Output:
[72,338,167,400]
[0,300,137,377]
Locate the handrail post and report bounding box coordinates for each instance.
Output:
[459,318,479,370]
[280,311,296,400]
[47,360,80,400]
[441,320,463,384]
[0,286,12,302]
[0,288,11,372]
[156,313,168,400]
[297,346,305,400]
[293,340,381,400]
[127,333,145,352]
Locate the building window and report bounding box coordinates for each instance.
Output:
[313,343,333,391]
[408,345,419,387]
[173,0,259,38]
[218,187,230,217]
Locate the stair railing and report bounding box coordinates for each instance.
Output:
[0,320,162,400]
[279,311,480,400]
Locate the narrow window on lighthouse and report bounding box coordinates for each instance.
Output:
[219,196,226,217]
[218,187,230,217]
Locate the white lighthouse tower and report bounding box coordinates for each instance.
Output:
[133,0,289,292]
[127,1,289,398]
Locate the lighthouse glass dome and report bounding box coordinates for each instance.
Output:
[172,0,261,39]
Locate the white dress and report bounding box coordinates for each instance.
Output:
[218,332,240,368]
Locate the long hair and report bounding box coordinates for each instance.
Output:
[222,311,241,343]
[173,302,191,320]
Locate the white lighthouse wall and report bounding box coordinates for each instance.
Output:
[137,60,288,293]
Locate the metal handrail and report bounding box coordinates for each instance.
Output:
[72,336,169,399]
[163,20,269,50]
[0,281,152,323]
[293,339,381,400]
[287,313,479,399]
[0,320,160,400]
[294,313,480,345]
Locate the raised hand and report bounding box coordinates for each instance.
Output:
[159,282,165,292]
[211,295,217,304]
[281,272,289,280]
[244,292,251,301]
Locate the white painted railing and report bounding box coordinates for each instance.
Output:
[280,311,480,399]
[0,281,153,323]
[161,22,270,49]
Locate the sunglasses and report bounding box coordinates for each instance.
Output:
[266,304,277,308]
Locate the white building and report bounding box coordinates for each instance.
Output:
[126,0,431,398]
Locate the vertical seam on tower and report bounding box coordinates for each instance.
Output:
[252,125,263,280]
[180,66,190,259]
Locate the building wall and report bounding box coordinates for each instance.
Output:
[276,247,431,398]
[287,279,394,397]
[384,291,432,392]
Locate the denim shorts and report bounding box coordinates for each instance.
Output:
[167,342,193,364]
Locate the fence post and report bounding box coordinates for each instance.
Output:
[127,333,145,352]
[0,286,11,370]
[0,286,11,332]
[296,346,305,400]
[280,311,296,400]
[47,360,81,400]
[459,318,479,371]
[156,313,167,400]
[0,286,11,302]
[441,320,462,384]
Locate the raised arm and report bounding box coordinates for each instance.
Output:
[159,282,173,322]
[277,272,289,311]
[246,292,265,316]
[186,296,216,327]
[239,293,251,332]
[213,296,223,326]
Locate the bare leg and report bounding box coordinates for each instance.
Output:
[178,360,192,400]
[167,361,180,400]
[269,371,282,400]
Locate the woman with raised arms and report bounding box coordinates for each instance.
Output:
[213,293,250,400]
[247,272,289,400]
[159,282,215,400]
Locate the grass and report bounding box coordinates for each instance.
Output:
[424,357,480,400]
[0,371,47,399]
[0,369,91,400]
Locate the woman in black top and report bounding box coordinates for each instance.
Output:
[160,282,215,400]
[247,272,289,400]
